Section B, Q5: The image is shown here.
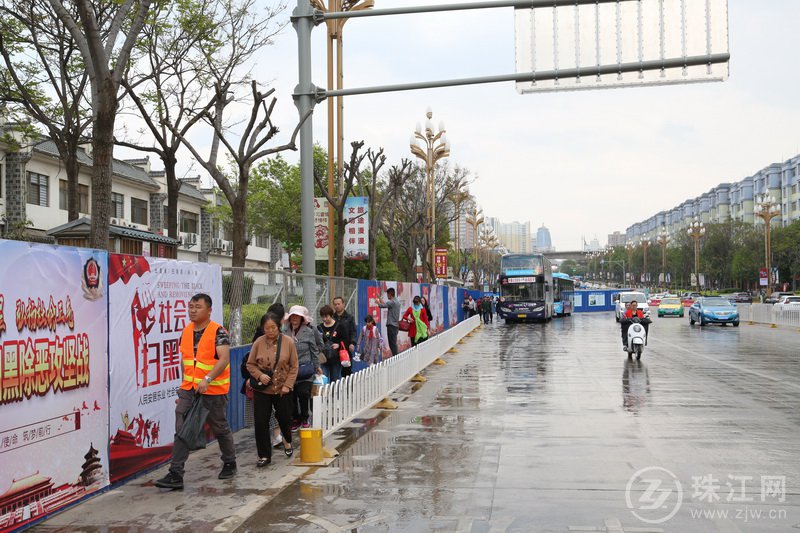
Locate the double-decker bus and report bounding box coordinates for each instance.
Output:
[497,253,554,322]
[552,272,575,317]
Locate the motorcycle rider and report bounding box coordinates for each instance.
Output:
[620,300,650,350]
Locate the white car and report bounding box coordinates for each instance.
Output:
[774,295,800,311]
[615,291,651,321]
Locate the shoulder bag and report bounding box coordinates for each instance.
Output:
[249,334,282,391]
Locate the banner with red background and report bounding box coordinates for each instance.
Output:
[107,255,222,483]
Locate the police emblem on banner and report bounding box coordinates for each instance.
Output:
[82,257,104,301]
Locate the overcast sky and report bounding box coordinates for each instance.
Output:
[142,0,800,251]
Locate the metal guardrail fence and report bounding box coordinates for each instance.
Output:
[221,267,358,345]
[312,315,481,438]
[736,303,800,328]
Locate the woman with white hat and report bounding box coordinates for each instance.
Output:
[285,305,322,430]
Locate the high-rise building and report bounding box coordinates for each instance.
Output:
[535,224,553,252]
[487,218,531,253]
[607,231,627,247]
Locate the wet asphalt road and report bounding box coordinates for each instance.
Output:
[237,312,800,533]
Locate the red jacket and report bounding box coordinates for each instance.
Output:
[625,309,644,319]
[402,306,430,339]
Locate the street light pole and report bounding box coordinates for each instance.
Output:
[657,227,669,289]
[410,108,450,283]
[687,217,705,293]
[754,193,781,297]
[640,238,651,287]
[625,242,635,286]
[311,0,375,277]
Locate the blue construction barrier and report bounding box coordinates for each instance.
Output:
[571,289,628,312]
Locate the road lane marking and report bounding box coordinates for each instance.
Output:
[649,336,800,392]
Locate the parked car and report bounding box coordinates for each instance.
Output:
[729,292,752,304]
[657,297,684,318]
[774,295,800,311]
[689,297,740,327]
[614,291,651,321]
[765,292,795,305]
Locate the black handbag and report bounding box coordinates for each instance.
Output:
[249,334,282,390]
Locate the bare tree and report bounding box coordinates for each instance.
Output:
[314,140,366,277]
[45,0,153,248]
[358,150,414,279]
[0,0,91,221]
[117,0,221,238]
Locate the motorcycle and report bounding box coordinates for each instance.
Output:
[621,316,649,360]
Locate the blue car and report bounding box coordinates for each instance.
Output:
[689,297,740,327]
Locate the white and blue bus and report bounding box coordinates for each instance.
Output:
[552,272,575,317]
[497,253,554,322]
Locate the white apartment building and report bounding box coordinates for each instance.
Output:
[625,154,800,244]
[1,127,280,269]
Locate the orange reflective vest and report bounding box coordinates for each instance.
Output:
[179,321,230,395]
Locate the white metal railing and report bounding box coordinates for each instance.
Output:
[312,315,481,438]
[736,303,800,328]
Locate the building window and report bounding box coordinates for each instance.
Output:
[179,210,198,234]
[253,234,269,248]
[27,172,49,206]
[111,193,124,219]
[131,197,148,225]
[59,180,90,213]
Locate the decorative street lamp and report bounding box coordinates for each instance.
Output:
[639,237,651,287]
[625,242,636,286]
[687,217,705,293]
[465,206,484,289]
[754,193,781,297]
[410,107,450,283]
[657,227,670,289]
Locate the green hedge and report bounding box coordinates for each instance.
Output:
[222,274,254,304]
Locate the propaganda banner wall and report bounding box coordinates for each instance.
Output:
[0,240,109,533]
[107,255,222,483]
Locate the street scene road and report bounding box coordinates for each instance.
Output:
[235,313,800,532]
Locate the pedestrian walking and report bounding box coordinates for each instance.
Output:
[377,287,400,356]
[356,314,383,365]
[468,296,477,317]
[461,293,470,321]
[332,296,357,378]
[155,293,236,490]
[285,306,322,430]
[480,296,492,324]
[246,313,298,467]
[402,295,430,346]
[420,296,433,322]
[491,297,497,323]
[318,305,347,382]
[249,303,288,450]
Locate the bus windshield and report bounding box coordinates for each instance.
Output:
[501,282,545,302]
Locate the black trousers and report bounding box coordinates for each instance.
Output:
[253,392,293,459]
[169,388,236,476]
[292,381,313,422]
[386,325,399,356]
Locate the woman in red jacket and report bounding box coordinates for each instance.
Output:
[402,295,430,346]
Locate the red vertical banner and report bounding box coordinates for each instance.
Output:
[434,248,448,278]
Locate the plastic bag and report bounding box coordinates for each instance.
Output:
[176,394,209,451]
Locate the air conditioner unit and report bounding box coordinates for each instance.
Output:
[221,242,228,252]
[111,218,119,226]
[214,238,224,250]
[180,236,186,247]
[188,233,197,245]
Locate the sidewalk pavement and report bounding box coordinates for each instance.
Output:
[31,398,387,532]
